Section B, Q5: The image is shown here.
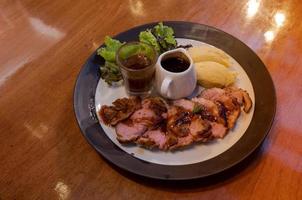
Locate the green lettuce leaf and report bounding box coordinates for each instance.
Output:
[97,36,124,84]
[100,61,122,85]
[139,23,177,54]
[152,22,177,53]
[139,30,161,52]
[97,36,124,62]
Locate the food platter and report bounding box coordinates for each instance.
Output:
[95,38,255,165]
[73,21,276,180]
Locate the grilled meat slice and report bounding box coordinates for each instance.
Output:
[130,97,167,128]
[167,106,193,137]
[215,101,228,126]
[167,107,213,149]
[192,97,225,124]
[215,96,241,129]
[100,86,252,151]
[241,90,252,112]
[99,96,141,126]
[172,99,195,112]
[134,116,178,150]
[136,128,178,150]
[199,88,243,129]
[173,99,217,123]
[225,87,252,113]
[226,107,241,129]
[200,87,252,113]
[192,97,219,116]
[210,122,228,138]
[116,97,169,148]
[146,97,168,115]
[136,129,167,149]
[200,88,225,101]
[99,105,118,125]
[170,134,194,150]
[189,116,212,142]
[115,119,147,143]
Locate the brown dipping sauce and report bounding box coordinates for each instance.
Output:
[161,52,190,73]
[122,54,154,93]
[122,53,152,70]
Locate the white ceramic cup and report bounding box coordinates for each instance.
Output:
[155,48,197,99]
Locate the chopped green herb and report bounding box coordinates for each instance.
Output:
[192,105,203,114]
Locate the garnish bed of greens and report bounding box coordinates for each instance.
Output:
[139,22,177,54]
[97,36,124,85]
[97,22,177,85]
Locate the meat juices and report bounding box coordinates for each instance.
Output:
[99,87,253,151]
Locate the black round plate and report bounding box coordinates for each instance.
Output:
[73,21,276,180]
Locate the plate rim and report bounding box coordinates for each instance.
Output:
[73,21,276,180]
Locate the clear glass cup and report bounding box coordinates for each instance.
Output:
[116,42,157,96]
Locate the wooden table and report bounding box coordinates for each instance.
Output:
[1,0,301,199]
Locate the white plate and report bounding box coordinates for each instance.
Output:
[95,38,255,166]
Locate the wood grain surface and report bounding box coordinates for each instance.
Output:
[0,0,301,199]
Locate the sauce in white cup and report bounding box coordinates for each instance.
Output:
[155,48,197,99]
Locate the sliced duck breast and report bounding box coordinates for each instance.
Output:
[100,86,253,151]
[189,116,212,142]
[99,96,141,126]
[210,122,228,138]
[130,97,167,127]
[225,87,252,113]
[137,129,169,150]
[115,120,147,143]
[167,106,192,137]
[172,99,195,112]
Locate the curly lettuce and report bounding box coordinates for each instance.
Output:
[97,23,177,85]
[97,36,124,62]
[100,61,122,85]
[152,22,177,52]
[139,22,177,53]
[139,30,161,53]
[97,36,124,85]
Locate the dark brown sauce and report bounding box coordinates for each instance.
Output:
[124,74,154,93]
[161,55,190,73]
[122,53,151,70]
[121,53,154,93]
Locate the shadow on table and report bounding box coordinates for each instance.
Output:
[106,142,266,191]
